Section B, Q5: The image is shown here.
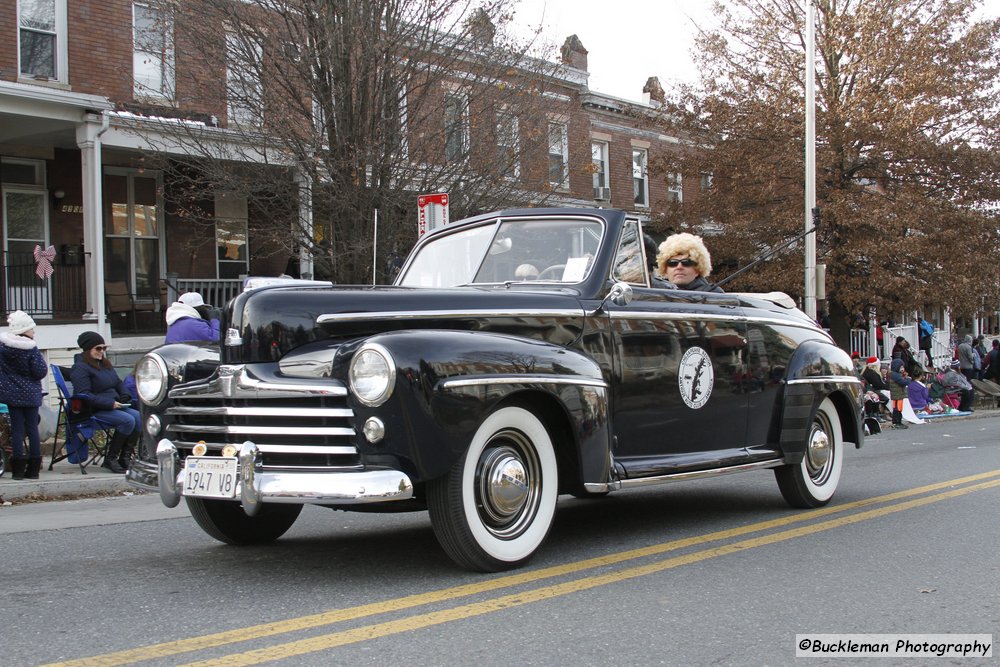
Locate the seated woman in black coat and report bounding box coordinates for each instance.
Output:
[69,331,141,473]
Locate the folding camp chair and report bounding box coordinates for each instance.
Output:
[48,365,116,474]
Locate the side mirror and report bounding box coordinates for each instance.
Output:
[605,281,633,308]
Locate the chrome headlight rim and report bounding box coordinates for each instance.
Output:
[135,353,169,406]
[349,343,396,407]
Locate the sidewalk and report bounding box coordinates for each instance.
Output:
[0,454,136,503]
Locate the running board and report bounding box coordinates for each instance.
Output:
[583,458,785,494]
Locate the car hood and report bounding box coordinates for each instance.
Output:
[224,285,588,364]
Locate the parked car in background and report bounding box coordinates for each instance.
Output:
[128,208,863,571]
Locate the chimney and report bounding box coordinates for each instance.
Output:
[466,8,496,45]
[561,35,588,71]
[643,76,665,106]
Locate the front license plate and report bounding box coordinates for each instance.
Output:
[183,456,238,499]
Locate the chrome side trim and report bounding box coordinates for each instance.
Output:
[583,458,784,493]
[317,308,583,324]
[440,374,608,390]
[168,424,356,437]
[786,375,861,385]
[606,311,742,323]
[166,406,353,418]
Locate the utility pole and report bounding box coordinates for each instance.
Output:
[804,0,817,320]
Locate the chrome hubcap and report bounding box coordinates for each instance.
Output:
[806,422,832,481]
[480,448,528,520]
[475,430,540,539]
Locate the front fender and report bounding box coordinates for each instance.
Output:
[778,339,863,463]
[136,342,220,458]
[348,330,612,487]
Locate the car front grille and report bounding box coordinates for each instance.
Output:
[164,364,359,471]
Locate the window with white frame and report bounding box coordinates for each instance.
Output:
[591,141,609,197]
[632,148,648,207]
[444,90,469,163]
[133,2,174,99]
[700,172,714,192]
[667,172,683,203]
[18,0,67,82]
[215,193,249,279]
[496,108,520,178]
[548,122,569,188]
[385,79,409,159]
[227,32,264,127]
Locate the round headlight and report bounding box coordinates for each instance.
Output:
[135,353,168,405]
[349,344,396,407]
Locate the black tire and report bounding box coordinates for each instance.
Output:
[186,498,302,545]
[427,406,558,572]
[0,448,7,478]
[775,397,844,508]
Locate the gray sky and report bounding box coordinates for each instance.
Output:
[513,0,717,102]
[514,0,1000,103]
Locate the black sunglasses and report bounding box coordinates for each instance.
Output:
[93,345,108,352]
[666,258,697,268]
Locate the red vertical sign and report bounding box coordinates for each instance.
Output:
[417,193,449,236]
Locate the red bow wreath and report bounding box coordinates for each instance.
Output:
[34,244,56,280]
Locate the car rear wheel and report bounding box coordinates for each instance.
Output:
[775,396,843,508]
[427,406,558,572]
[186,497,302,545]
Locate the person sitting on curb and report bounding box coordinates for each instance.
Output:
[0,311,48,480]
[942,359,974,412]
[906,367,945,415]
[888,356,912,429]
[861,356,890,421]
[165,292,220,344]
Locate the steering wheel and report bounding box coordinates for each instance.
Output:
[537,264,566,281]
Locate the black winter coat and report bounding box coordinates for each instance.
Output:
[69,353,127,411]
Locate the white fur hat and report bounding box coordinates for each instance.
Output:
[179,292,206,308]
[7,310,36,335]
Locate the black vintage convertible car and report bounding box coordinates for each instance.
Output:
[127,207,862,571]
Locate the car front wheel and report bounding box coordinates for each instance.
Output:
[427,406,558,572]
[186,497,302,545]
[775,396,843,508]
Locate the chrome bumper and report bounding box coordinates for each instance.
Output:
[138,439,414,515]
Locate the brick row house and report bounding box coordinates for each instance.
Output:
[1,0,699,368]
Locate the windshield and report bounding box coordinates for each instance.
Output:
[399,217,604,287]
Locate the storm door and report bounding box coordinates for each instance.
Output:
[2,187,51,317]
[104,169,163,307]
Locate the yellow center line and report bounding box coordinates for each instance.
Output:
[182,477,1000,667]
[41,469,1000,667]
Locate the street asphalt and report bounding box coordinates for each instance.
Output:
[2,408,998,505]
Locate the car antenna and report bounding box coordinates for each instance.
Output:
[715,208,821,289]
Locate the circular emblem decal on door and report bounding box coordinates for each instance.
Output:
[678,346,714,409]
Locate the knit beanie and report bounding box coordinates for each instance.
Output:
[77,331,105,351]
[7,310,36,335]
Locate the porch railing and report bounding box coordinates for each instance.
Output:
[166,274,244,309]
[1,250,88,322]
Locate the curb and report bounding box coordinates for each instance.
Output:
[0,457,134,503]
